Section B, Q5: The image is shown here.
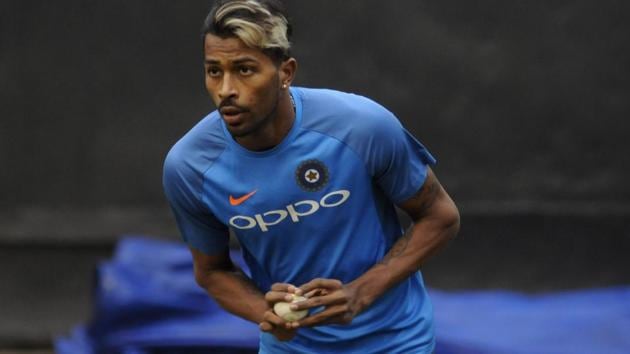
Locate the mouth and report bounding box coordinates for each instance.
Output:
[220,106,246,125]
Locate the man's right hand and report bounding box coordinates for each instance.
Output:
[259,310,297,341]
[259,283,302,341]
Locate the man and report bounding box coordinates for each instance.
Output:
[163,0,460,353]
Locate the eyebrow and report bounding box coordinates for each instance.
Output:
[204,56,260,65]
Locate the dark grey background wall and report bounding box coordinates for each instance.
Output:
[2,0,629,208]
[1,0,629,348]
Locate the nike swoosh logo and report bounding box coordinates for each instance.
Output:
[229,189,258,206]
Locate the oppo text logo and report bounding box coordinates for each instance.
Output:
[229,190,350,232]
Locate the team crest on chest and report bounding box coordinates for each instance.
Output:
[295,159,329,192]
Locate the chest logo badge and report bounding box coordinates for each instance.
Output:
[295,159,329,192]
[229,189,257,206]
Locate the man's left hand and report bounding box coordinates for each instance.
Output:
[287,278,360,328]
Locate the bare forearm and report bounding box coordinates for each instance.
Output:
[348,208,459,312]
[287,170,459,328]
[198,268,268,324]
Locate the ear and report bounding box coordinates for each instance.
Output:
[279,58,298,87]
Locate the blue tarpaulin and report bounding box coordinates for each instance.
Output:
[55,237,259,354]
[432,287,630,354]
[55,236,630,354]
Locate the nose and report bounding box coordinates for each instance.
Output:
[217,73,238,101]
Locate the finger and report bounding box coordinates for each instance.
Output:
[265,290,296,304]
[290,290,347,311]
[271,283,302,296]
[304,288,319,298]
[304,288,329,298]
[259,321,273,332]
[297,305,349,327]
[291,285,303,296]
[303,288,330,298]
[299,278,343,294]
[263,310,286,327]
[271,283,294,291]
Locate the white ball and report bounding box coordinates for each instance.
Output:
[273,294,308,322]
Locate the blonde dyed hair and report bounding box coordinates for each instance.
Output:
[205,0,292,61]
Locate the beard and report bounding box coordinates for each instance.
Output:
[223,78,282,139]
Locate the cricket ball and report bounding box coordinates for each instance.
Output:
[273,294,308,322]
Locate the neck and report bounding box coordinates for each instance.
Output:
[235,90,295,151]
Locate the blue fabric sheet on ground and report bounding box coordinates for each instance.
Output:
[55,236,259,354]
[431,287,630,354]
[55,236,630,354]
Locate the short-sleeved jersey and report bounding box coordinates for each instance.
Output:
[163,87,437,354]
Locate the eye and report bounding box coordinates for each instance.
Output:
[239,66,255,76]
[207,67,221,77]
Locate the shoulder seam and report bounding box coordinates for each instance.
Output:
[199,143,229,217]
[300,126,372,177]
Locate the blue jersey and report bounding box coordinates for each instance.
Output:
[163,87,437,353]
